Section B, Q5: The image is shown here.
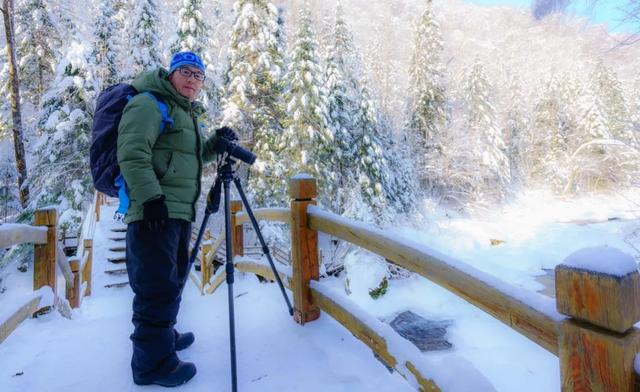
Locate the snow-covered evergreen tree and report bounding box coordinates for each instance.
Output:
[590,61,635,146]
[405,0,447,193]
[504,74,528,185]
[170,0,210,55]
[279,9,333,206]
[352,86,389,216]
[323,3,403,217]
[463,59,510,202]
[170,0,221,120]
[129,0,163,77]
[222,0,285,202]
[0,155,19,222]
[29,41,95,232]
[91,0,120,90]
[15,0,62,107]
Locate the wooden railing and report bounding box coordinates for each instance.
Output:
[205,175,640,392]
[0,191,101,344]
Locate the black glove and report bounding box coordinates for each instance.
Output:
[215,126,239,142]
[143,196,168,232]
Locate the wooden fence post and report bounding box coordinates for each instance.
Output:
[82,238,93,297]
[230,201,243,257]
[201,230,212,286]
[66,259,81,308]
[555,247,640,391]
[94,192,101,222]
[34,208,57,295]
[289,175,320,325]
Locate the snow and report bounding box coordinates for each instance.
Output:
[291,173,314,180]
[0,286,53,328]
[311,280,496,391]
[308,204,564,323]
[562,246,637,276]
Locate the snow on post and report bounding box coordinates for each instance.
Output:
[289,175,319,324]
[555,246,640,391]
[556,246,640,332]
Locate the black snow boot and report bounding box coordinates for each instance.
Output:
[136,361,197,388]
[175,331,195,351]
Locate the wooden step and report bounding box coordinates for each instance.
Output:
[111,228,127,233]
[109,247,126,252]
[109,237,126,242]
[108,257,127,264]
[104,281,129,289]
[105,268,127,276]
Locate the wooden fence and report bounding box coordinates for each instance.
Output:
[0,191,101,344]
[204,175,640,392]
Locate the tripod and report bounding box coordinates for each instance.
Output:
[189,155,293,392]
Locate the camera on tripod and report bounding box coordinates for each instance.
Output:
[214,127,257,165]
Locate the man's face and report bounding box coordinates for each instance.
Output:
[168,66,205,101]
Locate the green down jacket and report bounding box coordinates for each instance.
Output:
[117,68,218,224]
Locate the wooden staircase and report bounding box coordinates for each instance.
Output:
[104,227,128,288]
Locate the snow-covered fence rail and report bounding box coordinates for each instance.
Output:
[0,192,102,345]
[213,175,640,391]
[0,223,47,248]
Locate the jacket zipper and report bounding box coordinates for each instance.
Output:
[191,108,202,221]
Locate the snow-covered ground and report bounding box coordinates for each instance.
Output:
[1,189,639,391]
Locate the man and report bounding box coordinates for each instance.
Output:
[117,51,235,387]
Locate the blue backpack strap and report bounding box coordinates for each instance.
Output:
[114,174,129,221]
[142,92,174,134]
[115,93,174,219]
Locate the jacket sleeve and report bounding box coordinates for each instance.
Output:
[202,133,219,163]
[117,94,164,204]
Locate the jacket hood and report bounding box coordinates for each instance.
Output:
[132,68,205,113]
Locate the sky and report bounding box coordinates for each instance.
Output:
[466,0,635,33]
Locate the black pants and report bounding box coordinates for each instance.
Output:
[125,219,193,384]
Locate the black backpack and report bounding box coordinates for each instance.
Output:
[90,83,173,197]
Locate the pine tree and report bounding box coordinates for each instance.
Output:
[529,76,567,187]
[463,59,510,201]
[0,154,19,222]
[15,0,62,107]
[278,9,333,207]
[405,0,447,193]
[222,0,285,185]
[590,62,635,146]
[29,41,94,232]
[504,74,529,185]
[352,86,389,216]
[129,0,162,76]
[323,4,402,217]
[91,0,119,89]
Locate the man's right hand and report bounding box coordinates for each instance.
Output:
[143,196,168,232]
[215,126,239,142]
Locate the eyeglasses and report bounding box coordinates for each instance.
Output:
[178,67,206,82]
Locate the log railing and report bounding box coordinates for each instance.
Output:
[0,191,101,344]
[205,175,640,391]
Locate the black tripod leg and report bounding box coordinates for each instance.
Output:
[223,178,238,392]
[233,177,294,316]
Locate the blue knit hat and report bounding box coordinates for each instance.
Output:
[169,51,205,74]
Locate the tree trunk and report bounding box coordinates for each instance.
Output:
[2,0,29,208]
